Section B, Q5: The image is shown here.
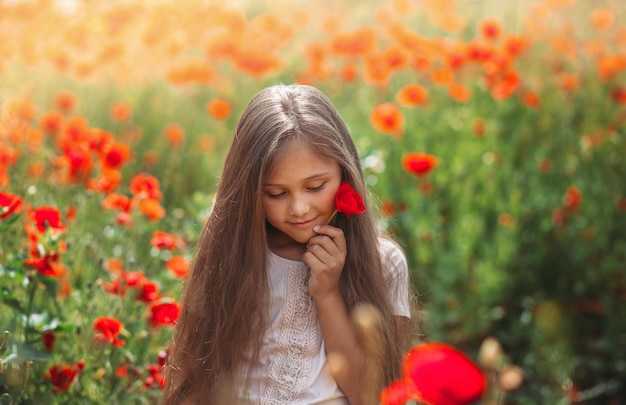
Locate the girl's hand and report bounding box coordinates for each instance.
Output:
[303,224,346,300]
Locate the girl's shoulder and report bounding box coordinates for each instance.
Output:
[377,236,408,275]
[377,236,406,261]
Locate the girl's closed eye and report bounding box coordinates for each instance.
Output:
[308,183,326,192]
[266,191,286,199]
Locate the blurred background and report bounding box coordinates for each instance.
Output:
[1,0,625,403]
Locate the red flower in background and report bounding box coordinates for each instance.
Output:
[29,206,66,234]
[149,302,180,327]
[44,360,85,393]
[478,17,502,40]
[24,254,64,277]
[87,168,122,194]
[563,186,582,214]
[553,186,583,229]
[93,317,125,347]
[166,255,189,278]
[42,331,56,351]
[381,342,486,405]
[136,281,160,303]
[54,90,77,113]
[0,192,23,219]
[145,364,166,389]
[370,102,404,137]
[0,146,19,187]
[62,146,94,182]
[110,102,132,121]
[102,193,132,212]
[102,142,131,170]
[0,145,19,166]
[402,153,439,177]
[207,99,232,120]
[150,230,177,250]
[396,84,429,107]
[40,110,64,134]
[611,86,626,105]
[473,118,486,137]
[130,173,162,200]
[139,198,166,221]
[164,123,185,148]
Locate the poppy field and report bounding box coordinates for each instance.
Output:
[1,0,625,403]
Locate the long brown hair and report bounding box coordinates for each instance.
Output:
[162,84,406,403]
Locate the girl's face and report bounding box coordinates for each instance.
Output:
[263,141,342,250]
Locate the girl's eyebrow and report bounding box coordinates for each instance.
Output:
[265,172,330,187]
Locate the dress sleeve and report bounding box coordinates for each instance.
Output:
[379,237,411,318]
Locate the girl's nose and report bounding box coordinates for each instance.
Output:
[289,195,310,216]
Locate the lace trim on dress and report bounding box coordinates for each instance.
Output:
[261,264,320,404]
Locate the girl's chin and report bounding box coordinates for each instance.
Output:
[291,231,315,244]
[269,228,313,247]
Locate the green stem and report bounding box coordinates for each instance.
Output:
[326,210,338,225]
[24,276,38,340]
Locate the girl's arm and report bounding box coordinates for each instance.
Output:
[304,225,366,405]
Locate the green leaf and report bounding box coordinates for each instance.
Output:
[0,213,21,231]
[1,288,24,313]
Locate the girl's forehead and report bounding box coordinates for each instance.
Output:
[266,142,340,184]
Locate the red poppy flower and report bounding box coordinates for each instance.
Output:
[138,198,166,221]
[40,111,64,134]
[370,102,404,137]
[44,360,84,393]
[402,153,439,177]
[396,84,429,107]
[335,182,366,218]
[150,230,177,250]
[63,147,94,182]
[24,254,63,277]
[381,342,486,405]
[30,206,66,234]
[93,316,125,347]
[0,145,19,166]
[110,102,132,122]
[42,331,56,351]
[563,186,582,214]
[145,364,166,389]
[207,99,232,120]
[0,192,23,220]
[164,123,185,148]
[130,173,162,200]
[54,90,77,112]
[166,255,189,278]
[478,17,502,40]
[102,193,131,212]
[103,278,127,296]
[149,302,180,327]
[87,169,122,194]
[102,142,131,170]
[136,281,160,303]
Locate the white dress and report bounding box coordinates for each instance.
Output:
[240,237,410,404]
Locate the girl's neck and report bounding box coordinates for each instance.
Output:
[268,229,307,261]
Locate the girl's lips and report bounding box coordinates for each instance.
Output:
[289,217,317,228]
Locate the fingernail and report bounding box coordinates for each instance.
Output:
[313,225,320,231]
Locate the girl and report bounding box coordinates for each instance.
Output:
[162,84,412,404]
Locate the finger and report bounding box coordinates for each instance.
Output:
[312,225,346,252]
[302,250,325,270]
[305,243,336,266]
[307,234,340,254]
